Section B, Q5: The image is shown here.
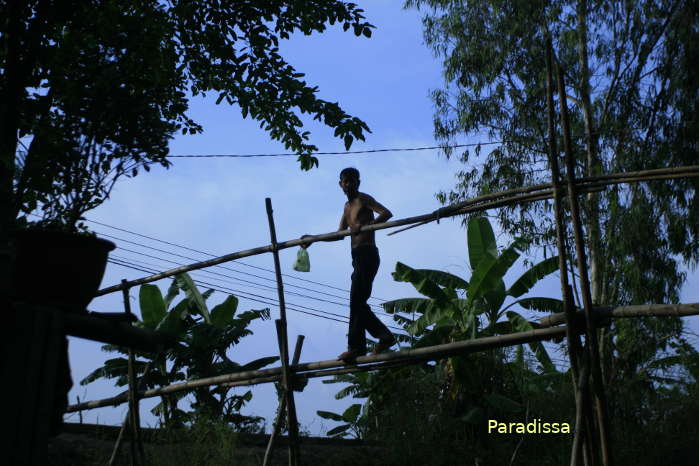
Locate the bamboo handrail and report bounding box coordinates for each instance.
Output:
[94,165,699,297]
[538,303,699,327]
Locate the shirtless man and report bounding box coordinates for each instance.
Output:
[302,167,395,362]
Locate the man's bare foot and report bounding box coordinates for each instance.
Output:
[338,350,363,363]
[371,337,396,355]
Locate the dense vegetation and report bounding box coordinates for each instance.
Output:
[317,219,699,465]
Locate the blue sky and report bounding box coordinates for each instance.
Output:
[65,1,699,436]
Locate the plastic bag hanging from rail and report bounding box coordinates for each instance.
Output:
[293,247,310,272]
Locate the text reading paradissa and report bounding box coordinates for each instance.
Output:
[488,419,571,434]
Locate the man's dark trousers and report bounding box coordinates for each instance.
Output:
[348,245,392,354]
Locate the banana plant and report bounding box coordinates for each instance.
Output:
[382,216,563,372]
[317,403,365,439]
[81,272,278,428]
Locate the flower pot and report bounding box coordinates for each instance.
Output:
[12,229,116,312]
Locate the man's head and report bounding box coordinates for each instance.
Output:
[339,167,360,197]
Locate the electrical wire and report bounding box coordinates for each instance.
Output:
[98,231,389,313]
[85,217,387,302]
[107,256,404,331]
[107,257,350,324]
[166,141,507,158]
[110,251,368,310]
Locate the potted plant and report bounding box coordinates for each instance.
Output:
[11,220,116,313]
[9,132,160,312]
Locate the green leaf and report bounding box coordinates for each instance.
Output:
[467,237,528,306]
[485,393,523,413]
[412,269,469,290]
[139,284,166,329]
[164,280,180,309]
[483,279,506,322]
[175,273,211,323]
[79,357,130,385]
[382,297,431,315]
[507,256,560,298]
[407,303,456,335]
[506,311,554,371]
[239,356,279,372]
[202,288,215,301]
[517,297,565,314]
[326,424,351,437]
[461,407,483,424]
[467,217,497,269]
[392,262,451,304]
[211,295,239,328]
[155,300,189,338]
[342,403,362,422]
[317,410,344,422]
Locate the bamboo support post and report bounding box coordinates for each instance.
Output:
[275,320,300,466]
[264,335,305,466]
[122,280,145,466]
[108,362,154,466]
[265,198,300,466]
[544,37,594,466]
[556,60,612,466]
[570,359,591,466]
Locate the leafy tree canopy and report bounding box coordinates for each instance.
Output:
[1,0,374,229]
[407,0,698,307]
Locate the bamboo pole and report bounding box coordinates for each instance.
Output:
[220,356,417,390]
[264,335,305,466]
[387,184,604,237]
[94,165,699,298]
[538,303,699,328]
[265,198,300,466]
[67,295,699,415]
[570,359,590,466]
[544,38,593,466]
[275,321,300,466]
[63,311,174,352]
[108,362,153,466]
[122,281,144,466]
[556,61,612,466]
[65,326,568,412]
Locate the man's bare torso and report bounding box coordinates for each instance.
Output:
[343,192,377,249]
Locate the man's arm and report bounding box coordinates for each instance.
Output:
[362,194,393,225]
[301,209,348,248]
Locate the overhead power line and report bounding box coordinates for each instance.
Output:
[109,251,379,312]
[108,257,403,331]
[86,217,386,302]
[166,141,505,158]
[107,257,350,324]
[95,229,387,313]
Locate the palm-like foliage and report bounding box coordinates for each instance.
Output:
[81,272,277,429]
[316,371,380,439]
[383,216,563,371]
